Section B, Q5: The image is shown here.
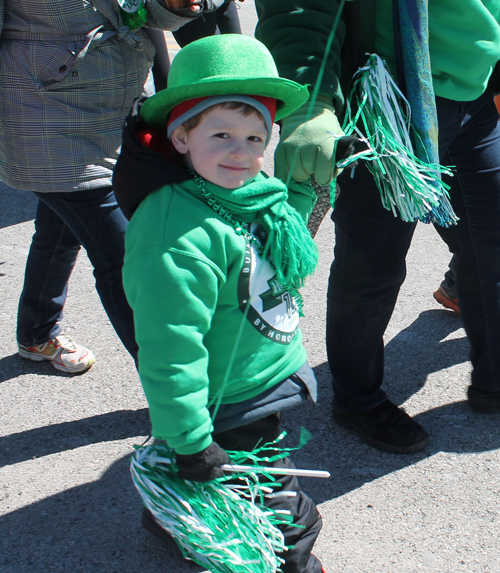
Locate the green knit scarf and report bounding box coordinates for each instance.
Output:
[177,173,319,293]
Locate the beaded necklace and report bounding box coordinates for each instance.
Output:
[190,172,304,315]
[191,171,269,261]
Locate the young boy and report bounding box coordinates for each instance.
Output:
[114,34,325,573]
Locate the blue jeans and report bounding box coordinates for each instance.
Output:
[442,255,457,293]
[17,187,138,362]
[327,90,500,413]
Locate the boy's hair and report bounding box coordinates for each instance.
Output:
[180,102,265,134]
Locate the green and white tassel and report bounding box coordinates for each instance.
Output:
[131,442,287,573]
[337,54,458,227]
[130,431,325,573]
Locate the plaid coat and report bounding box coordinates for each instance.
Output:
[0,0,193,193]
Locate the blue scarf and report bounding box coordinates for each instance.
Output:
[394,0,439,167]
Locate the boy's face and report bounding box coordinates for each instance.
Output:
[171,106,267,189]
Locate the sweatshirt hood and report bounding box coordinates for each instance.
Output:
[113,97,191,220]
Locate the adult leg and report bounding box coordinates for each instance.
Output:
[17,197,81,346]
[433,254,460,314]
[442,256,457,292]
[216,1,242,34]
[327,162,429,452]
[29,188,138,362]
[172,12,218,47]
[433,92,500,410]
[172,2,241,48]
[17,196,96,372]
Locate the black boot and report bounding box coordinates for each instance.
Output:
[468,386,500,413]
[332,399,429,454]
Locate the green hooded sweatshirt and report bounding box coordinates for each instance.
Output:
[123,175,316,455]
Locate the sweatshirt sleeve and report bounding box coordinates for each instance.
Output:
[255,0,347,113]
[287,179,318,224]
[123,246,225,455]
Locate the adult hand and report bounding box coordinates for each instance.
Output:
[176,441,230,482]
[275,95,344,186]
[203,0,227,10]
[166,0,226,16]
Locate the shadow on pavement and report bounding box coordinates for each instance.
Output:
[284,397,500,505]
[0,307,490,572]
[0,185,37,229]
[307,309,467,414]
[0,455,205,573]
[283,308,494,504]
[2,405,498,573]
[308,307,468,415]
[0,409,151,469]
[0,353,99,383]
[383,308,468,405]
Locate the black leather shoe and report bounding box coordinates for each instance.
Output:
[468,386,500,413]
[141,508,189,562]
[332,399,429,453]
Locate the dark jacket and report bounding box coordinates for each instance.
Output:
[113,97,191,220]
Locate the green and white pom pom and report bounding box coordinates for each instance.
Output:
[337,54,458,227]
[131,439,299,573]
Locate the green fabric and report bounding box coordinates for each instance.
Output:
[286,179,319,223]
[274,97,345,186]
[255,0,500,106]
[184,173,319,291]
[255,0,347,116]
[378,0,500,101]
[140,33,309,129]
[123,177,315,455]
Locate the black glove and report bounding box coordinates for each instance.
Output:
[335,135,367,172]
[176,442,230,482]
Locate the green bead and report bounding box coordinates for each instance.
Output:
[119,2,148,29]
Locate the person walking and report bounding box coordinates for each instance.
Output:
[255,0,500,452]
[0,0,225,373]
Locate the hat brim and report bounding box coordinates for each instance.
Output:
[141,76,309,129]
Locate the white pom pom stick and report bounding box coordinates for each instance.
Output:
[143,452,330,478]
[221,464,330,479]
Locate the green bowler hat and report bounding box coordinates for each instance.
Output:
[140,34,309,129]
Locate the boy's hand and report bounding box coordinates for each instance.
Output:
[176,442,230,482]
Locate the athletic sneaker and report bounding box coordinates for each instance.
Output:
[18,333,95,373]
[433,281,460,315]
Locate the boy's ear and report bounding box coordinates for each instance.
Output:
[170,125,189,155]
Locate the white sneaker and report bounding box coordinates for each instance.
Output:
[18,332,96,373]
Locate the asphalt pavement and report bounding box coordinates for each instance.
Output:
[1,2,500,572]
